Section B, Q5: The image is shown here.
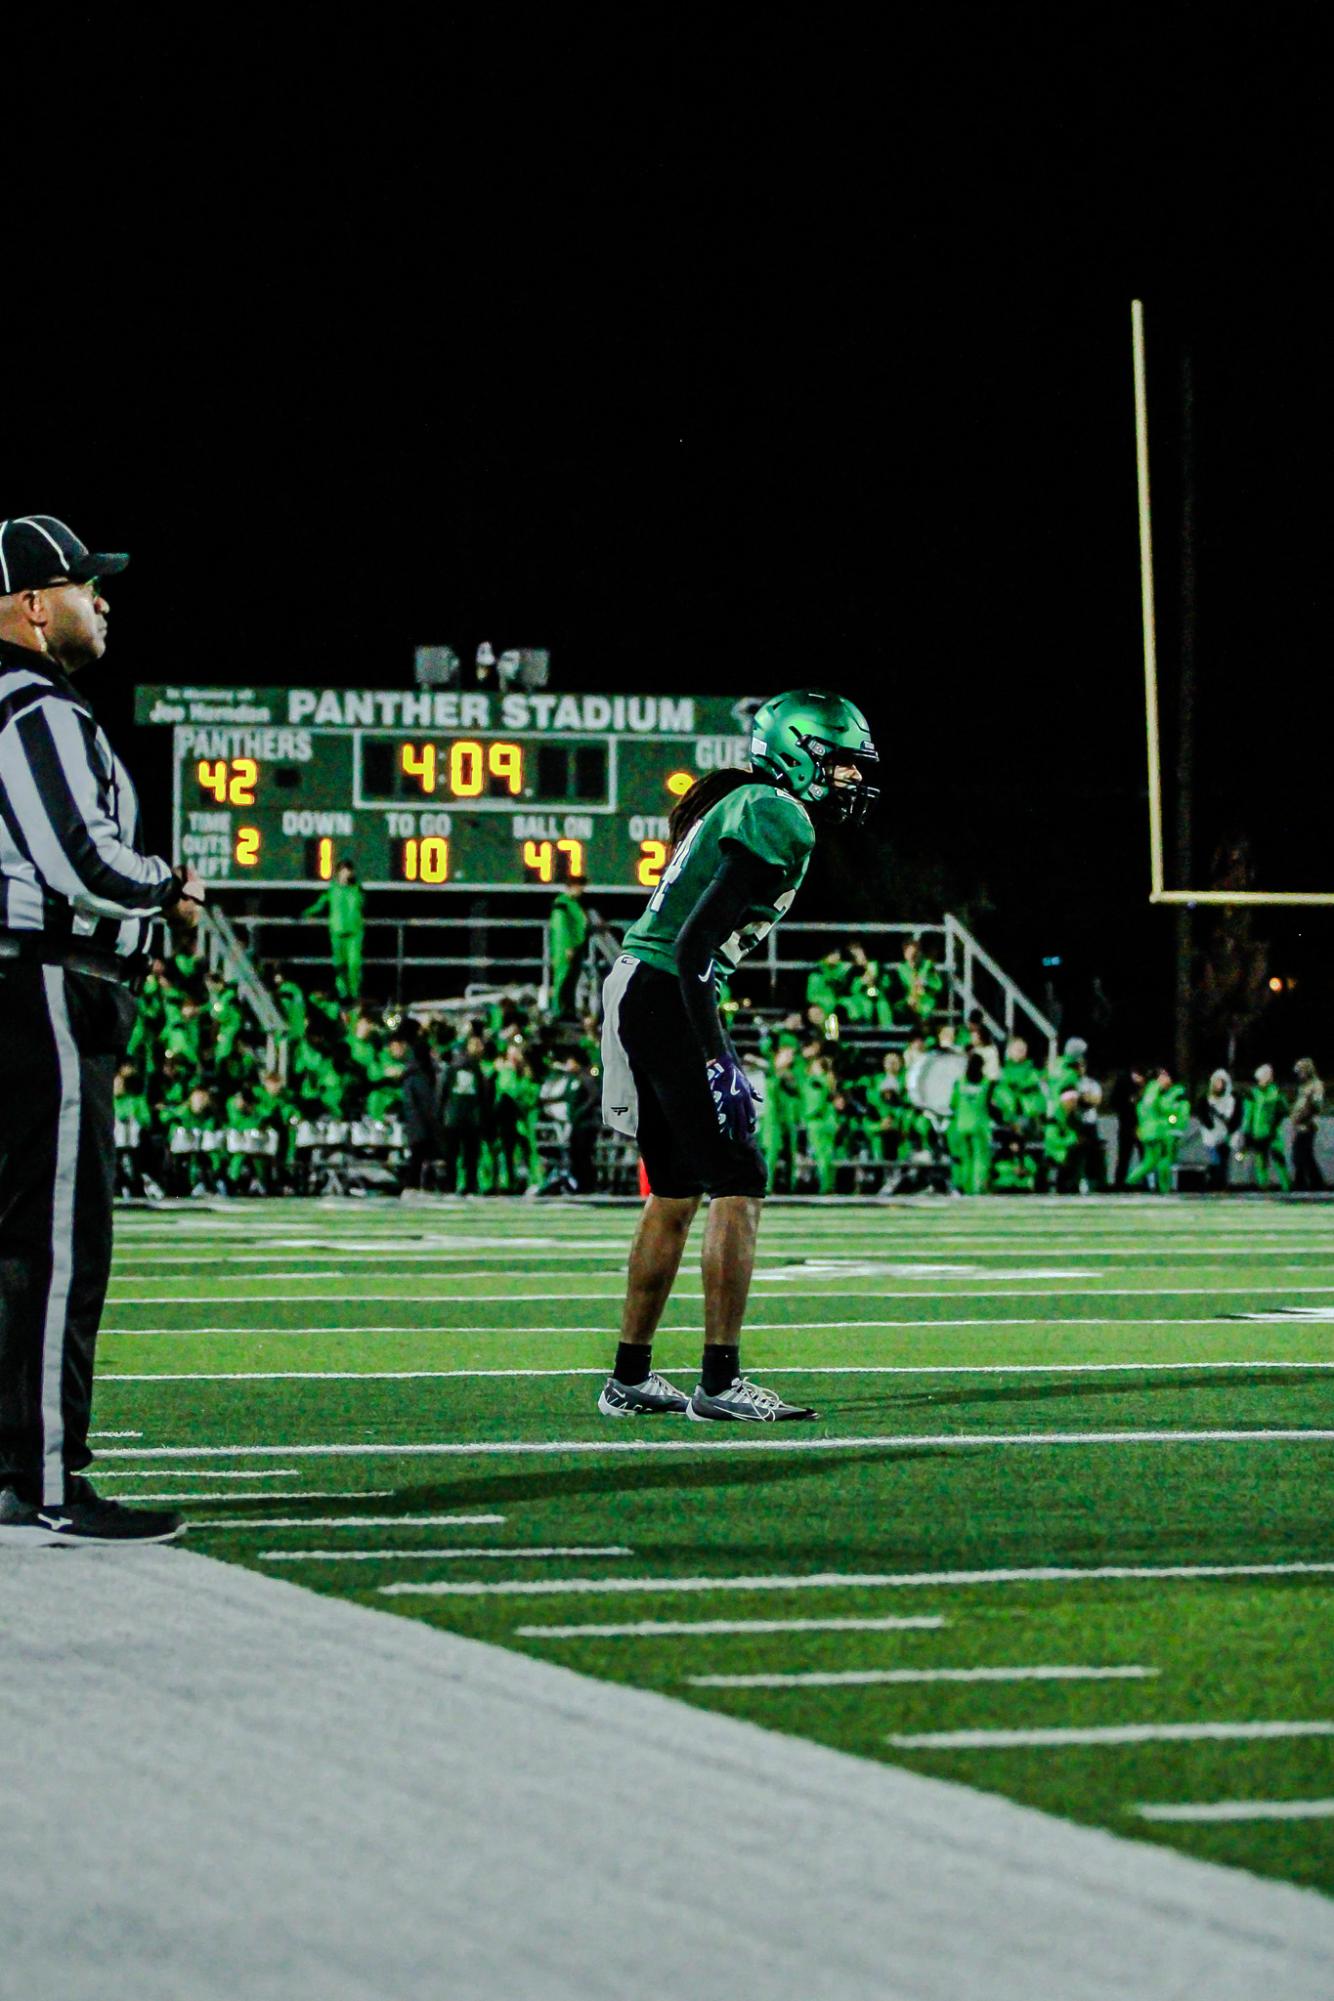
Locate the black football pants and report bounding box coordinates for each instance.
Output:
[0,964,135,1505]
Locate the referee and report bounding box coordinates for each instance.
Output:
[0,515,203,1546]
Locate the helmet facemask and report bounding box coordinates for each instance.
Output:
[792,731,881,825]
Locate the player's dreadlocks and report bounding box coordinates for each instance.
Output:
[667,769,760,854]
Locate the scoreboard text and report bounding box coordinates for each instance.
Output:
[135,686,751,890]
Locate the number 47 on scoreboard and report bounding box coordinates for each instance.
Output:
[522,838,584,882]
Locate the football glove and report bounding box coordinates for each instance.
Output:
[706,1053,758,1143]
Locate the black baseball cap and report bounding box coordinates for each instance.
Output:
[0,516,129,595]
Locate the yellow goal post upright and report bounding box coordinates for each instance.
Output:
[1132,297,1334,908]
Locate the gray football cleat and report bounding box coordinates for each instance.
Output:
[688,1376,818,1423]
[597,1372,691,1417]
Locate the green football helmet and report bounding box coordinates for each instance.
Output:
[748,689,880,825]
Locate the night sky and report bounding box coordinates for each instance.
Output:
[6,10,1330,1069]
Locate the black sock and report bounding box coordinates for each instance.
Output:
[614,1341,652,1386]
[702,1343,739,1394]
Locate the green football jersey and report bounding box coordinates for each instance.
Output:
[621,781,815,976]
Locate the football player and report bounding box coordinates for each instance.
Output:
[598,689,878,1422]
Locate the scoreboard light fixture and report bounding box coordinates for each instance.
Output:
[665,770,695,797]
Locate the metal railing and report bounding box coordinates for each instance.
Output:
[942,913,1058,1066]
[216,902,1056,1062]
[197,904,290,1076]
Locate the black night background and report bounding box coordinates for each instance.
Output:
[6,7,1330,1074]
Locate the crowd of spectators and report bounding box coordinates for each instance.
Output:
[111,925,1326,1201]
[112,942,601,1201]
[748,937,1327,1196]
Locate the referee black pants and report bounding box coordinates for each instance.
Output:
[0,964,135,1505]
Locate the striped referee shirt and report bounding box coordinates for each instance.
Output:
[0,636,179,961]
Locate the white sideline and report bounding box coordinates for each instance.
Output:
[1136,1800,1334,1823]
[378,1561,1334,1601]
[95,1359,1334,1382]
[689,1665,1157,1688]
[94,1429,1334,1461]
[98,1467,304,1478]
[93,1318,1255,1334]
[95,1492,400,1504]
[0,1550,1330,2001]
[517,1617,950,1637]
[888,1723,1334,1750]
[190,1512,507,1530]
[96,1284,1334,1299]
[257,1544,632,1563]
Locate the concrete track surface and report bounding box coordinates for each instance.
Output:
[1,1549,1330,2001]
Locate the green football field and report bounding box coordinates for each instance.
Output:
[95,1194,1334,1895]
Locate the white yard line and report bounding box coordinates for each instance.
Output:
[1135,1800,1334,1823]
[690,1665,1157,1688]
[516,1617,949,1637]
[106,1247,1334,1270]
[259,1545,632,1563]
[887,1722,1334,1750]
[95,1360,1334,1383]
[94,1430,1334,1463]
[96,1285,1334,1301]
[92,1318,1262,1336]
[97,1468,303,1479]
[378,1560,1334,1601]
[190,1511,503,1528]
[102,1490,398,1504]
[3,1546,1331,2001]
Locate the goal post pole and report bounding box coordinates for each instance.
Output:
[1132,300,1167,902]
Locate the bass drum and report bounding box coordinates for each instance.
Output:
[907,1049,967,1115]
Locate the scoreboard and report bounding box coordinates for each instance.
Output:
[134,685,752,891]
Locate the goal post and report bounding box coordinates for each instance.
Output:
[1132,298,1334,907]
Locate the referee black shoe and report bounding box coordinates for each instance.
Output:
[0,1478,185,1547]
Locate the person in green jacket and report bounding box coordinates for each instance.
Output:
[801,1053,840,1194]
[867,1048,909,1162]
[993,1036,1048,1126]
[166,1083,222,1195]
[890,936,943,1031]
[205,972,246,1066]
[947,1052,993,1193]
[223,1084,276,1192]
[1125,1067,1190,1192]
[843,938,893,1028]
[548,877,590,1020]
[269,968,309,1041]
[303,860,366,1002]
[492,1042,541,1191]
[1235,1062,1291,1191]
[162,995,204,1070]
[1040,1085,1083,1193]
[759,1042,805,1192]
[805,948,852,1021]
[113,1065,156,1198]
[1053,1035,1090,1098]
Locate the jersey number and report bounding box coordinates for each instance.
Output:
[644,818,705,914]
[719,886,796,968]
